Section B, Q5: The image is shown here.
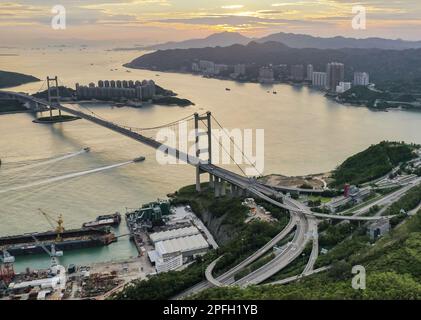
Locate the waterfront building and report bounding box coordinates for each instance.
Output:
[275,64,289,81]
[214,64,229,75]
[312,72,328,89]
[234,64,246,76]
[327,62,345,91]
[291,64,305,82]
[306,64,314,81]
[354,72,370,86]
[199,60,215,75]
[336,81,352,93]
[258,66,275,83]
[192,62,200,72]
[76,79,156,101]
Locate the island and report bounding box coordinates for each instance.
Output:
[0,70,40,114]
[31,81,194,108]
[0,70,40,89]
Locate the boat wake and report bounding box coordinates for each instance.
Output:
[3,149,89,174]
[0,160,133,195]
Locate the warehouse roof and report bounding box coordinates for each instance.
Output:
[150,226,200,243]
[155,234,209,256]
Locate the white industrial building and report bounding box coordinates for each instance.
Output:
[148,228,210,274]
[149,226,201,244]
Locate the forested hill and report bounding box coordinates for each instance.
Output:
[125,41,421,84]
[0,70,40,89]
[331,141,418,188]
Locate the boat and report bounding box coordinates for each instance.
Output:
[273,91,277,94]
[133,156,146,163]
[83,212,121,228]
[84,147,90,152]
[0,228,117,256]
[225,88,231,91]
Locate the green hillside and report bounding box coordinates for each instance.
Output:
[193,211,421,300]
[330,141,417,188]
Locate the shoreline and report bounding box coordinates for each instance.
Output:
[125,65,421,112]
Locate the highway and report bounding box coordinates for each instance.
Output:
[233,212,309,287]
[352,177,421,217]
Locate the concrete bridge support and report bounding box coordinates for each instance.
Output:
[214,178,222,198]
[220,180,226,197]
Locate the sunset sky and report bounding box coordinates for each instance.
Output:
[1,0,421,45]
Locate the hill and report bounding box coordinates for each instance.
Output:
[117,32,421,52]
[330,141,418,188]
[257,32,421,50]
[0,70,39,89]
[114,32,251,51]
[125,41,421,85]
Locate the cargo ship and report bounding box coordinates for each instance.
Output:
[0,228,117,257]
[82,212,121,228]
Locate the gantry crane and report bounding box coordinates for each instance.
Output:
[38,209,65,242]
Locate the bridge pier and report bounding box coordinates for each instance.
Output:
[214,178,221,198]
[220,180,226,197]
[196,165,201,192]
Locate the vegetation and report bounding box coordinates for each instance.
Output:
[32,86,75,100]
[330,141,417,188]
[383,184,421,227]
[338,86,391,108]
[193,212,421,300]
[0,70,39,89]
[152,96,194,107]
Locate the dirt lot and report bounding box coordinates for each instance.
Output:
[260,173,332,190]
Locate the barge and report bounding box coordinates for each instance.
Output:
[82,212,121,228]
[0,228,117,256]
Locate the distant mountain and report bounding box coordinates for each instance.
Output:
[136,32,251,51]
[0,70,40,89]
[120,31,421,52]
[125,41,421,84]
[257,32,421,50]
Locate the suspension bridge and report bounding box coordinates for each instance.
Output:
[0,77,395,294]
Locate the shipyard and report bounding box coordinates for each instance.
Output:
[0,199,215,300]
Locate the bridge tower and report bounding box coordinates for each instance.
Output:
[194,112,213,192]
[47,76,61,118]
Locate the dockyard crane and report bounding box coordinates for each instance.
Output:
[30,235,63,270]
[38,209,65,242]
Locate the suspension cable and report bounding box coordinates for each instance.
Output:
[210,114,263,176]
[200,119,247,177]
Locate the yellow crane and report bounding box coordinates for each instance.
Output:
[38,208,65,242]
